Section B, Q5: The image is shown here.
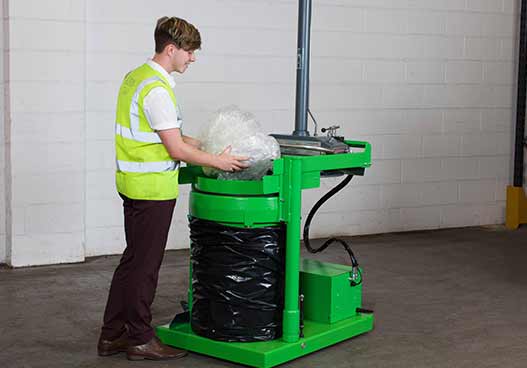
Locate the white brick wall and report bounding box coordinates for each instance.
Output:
[0,0,6,263]
[301,0,517,238]
[4,0,86,266]
[0,0,522,265]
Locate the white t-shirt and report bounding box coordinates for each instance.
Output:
[143,59,183,131]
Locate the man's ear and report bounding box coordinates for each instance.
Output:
[165,43,176,57]
[165,44,172,56]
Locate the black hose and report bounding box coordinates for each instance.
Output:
[302,174,362,285]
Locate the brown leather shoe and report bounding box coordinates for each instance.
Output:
[127,336,187,361]
[97,331,128,356]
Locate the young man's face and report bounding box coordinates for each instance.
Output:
[169,45,196,74]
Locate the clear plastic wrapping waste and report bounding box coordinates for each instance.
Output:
[200,106,280,180]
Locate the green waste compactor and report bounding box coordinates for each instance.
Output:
[156,140,374,368]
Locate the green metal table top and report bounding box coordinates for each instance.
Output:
[179,140,371,195]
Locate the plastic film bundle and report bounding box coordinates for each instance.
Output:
[200,106,281,180]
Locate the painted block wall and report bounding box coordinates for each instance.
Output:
[1,0,521,266]
[0,0,6,263]
[84,0,518,254]
[5,0,86,266]
[300,0,517,236]
[84,0,302,256]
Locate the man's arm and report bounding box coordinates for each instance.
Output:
[158,128,248,172]
[182,135,201,148]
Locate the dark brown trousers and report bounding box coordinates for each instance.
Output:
[100,193,176,345]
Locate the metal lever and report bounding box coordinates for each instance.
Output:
[321,125,340,137]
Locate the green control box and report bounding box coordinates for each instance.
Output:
[299,258,362,324]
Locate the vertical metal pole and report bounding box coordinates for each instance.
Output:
[281,157,302,342]
[514,0,527,187]
[293,0,312,137]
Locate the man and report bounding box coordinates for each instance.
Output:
[98,16,248,361]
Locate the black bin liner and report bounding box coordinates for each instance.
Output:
[189,217,285,342]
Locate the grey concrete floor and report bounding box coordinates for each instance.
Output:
[1,226,526,368]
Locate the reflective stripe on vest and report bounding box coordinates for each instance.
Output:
[115,76,162,144]
[116,160,179,173]
[115,124,161,143]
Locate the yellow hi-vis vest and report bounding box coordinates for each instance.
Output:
[115,63,180,200]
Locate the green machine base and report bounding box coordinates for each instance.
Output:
[157,258,374,368]
[157,315,373,368]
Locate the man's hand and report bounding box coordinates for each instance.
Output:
[216,146,250,172]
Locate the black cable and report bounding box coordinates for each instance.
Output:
[302,174,362,286]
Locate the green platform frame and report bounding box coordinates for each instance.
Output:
[156,140,373,367]
[158,315,373,368]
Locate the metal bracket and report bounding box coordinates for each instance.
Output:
[321,125,340,138]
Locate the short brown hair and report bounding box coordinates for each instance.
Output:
[154,16,201,53]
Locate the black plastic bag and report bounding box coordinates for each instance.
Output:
[189,217,285,342]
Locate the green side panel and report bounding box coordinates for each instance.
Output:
[271,158,284,175]
[300,143,372,173]
[189,191,280,226]
[194,176,280,195]
[178,165,204,184]
[301,171,320,189]
[262,175,281,194]
[157,315,373,368]
[178,161,283,194]
[345,140,372,152]
[300,259,362,324]
[300,258,361,276]
[195,177,262,195]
